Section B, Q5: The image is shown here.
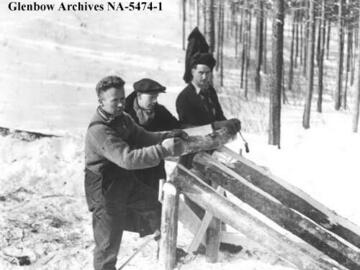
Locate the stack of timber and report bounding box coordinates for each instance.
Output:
[161,126,360,270]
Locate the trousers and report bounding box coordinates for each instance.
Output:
[85,167,161,270]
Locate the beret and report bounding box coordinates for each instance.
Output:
[190,52,216,70]
[96,75,125,96]
[133,78,166,94]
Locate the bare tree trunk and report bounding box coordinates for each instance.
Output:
[335,0,344,110]
[216,0,221,72]
[220,0,224,86]
[303,0,316,129]
[269,0,284,147]
[344,24,352,110]
[300,17,303,66]
[326,20,331,59]
[302,1,309,77]
[353,20,360,132]
[295,10,299,68]
[248,8,252,53]
[182,0,187,50]
[196,0,200,27]
[351,27,356,86]
[235,14,239,57]
[316,19,321,66]
[239,7,244,43]
[202,0,207,39]
[288,10,296,92]
[244,2,250,98]
[263,9,268,73]
[205,0,215,53]
[255,0,264,94]
[241,0,250,98]
[317,0,326,113]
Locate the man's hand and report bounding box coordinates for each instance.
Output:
[212,118,241,134]
[161,137,186,157]
[166,129,189,140]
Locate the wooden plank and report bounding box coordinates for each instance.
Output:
[187,186,224,255]
[187,211,213,254]
[159,182,179,270]
[193,152,360,270]
[217,146,360,250]
[173,164,347,270]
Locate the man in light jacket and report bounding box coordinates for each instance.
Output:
[85,75,187,270]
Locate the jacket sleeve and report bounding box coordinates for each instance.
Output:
[176,92,196,126]
[89,125,167,170]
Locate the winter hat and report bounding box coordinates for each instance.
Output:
[189,52,216,70]
[133,78,166,94]
[183,27,210,83]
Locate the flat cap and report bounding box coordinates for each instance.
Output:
[190,52,216,70]
[133,78,166,94]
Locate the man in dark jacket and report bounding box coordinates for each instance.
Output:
[176,52,240,133]
[85,75,187,270]
[176,52,243,254]
[125,78,182,194]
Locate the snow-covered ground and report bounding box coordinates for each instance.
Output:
[1,1,360,269]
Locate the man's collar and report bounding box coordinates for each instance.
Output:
[97,106,116,123]
[191,82,202,95]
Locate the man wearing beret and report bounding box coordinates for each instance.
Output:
[176,52,241,133]
[125,78,184,194]
[85,75,187,270]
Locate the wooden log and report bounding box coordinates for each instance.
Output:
[205,218,221,263]
[181,128,235,155]
[193,152,360,270]
[217,146,360,250]
[0,126,59,141]
[205,186,223,263]
[159,182,179,270]
[172,164,346,270]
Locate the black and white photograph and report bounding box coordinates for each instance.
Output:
[1,0,360,269]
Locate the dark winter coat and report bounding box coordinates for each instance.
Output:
[125,91,180,192]
[176,83,226,127]
[84,109,168,234]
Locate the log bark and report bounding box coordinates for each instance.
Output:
[181,128,235,155]
[193,152,360,270]
[217,147,360,250]
[159,182,179,270]
[173,165,344,270]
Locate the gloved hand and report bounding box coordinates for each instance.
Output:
[161,137,186,157]
[212,118,241,134]
[166,129,189,140]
